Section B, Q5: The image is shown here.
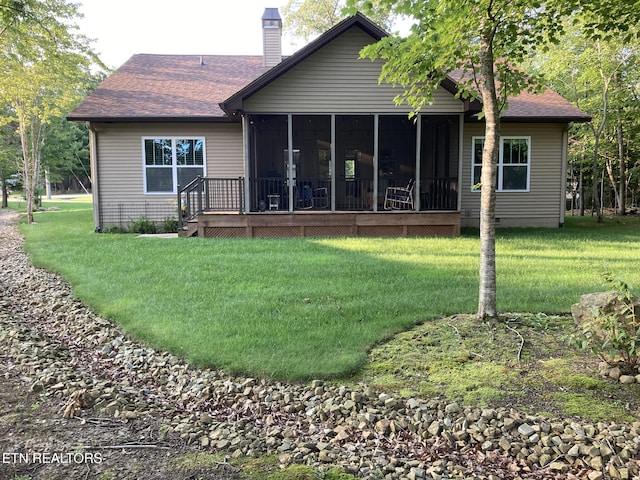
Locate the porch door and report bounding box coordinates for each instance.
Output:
[291,115,331,210]
[249,115,288,211]
[335,115,374,210]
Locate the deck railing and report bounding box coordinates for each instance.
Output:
[421,176,458,210]
[178,175,457,227]
[249,177,332,211]
[178,177,244,229]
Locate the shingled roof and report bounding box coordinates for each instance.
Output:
[498,88,591,122]
[68,54,270,122]
[69,14,590,124]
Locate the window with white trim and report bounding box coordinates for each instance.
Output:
[472,136,530,192]
[143,137,205,193]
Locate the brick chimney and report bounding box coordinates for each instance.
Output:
[262,7,282,67]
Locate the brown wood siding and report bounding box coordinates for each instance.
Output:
[460,123,567,228]
[244,27,464,114]
[93,122,243,224]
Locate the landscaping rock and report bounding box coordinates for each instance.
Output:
[571,291,640,325]
[2,208,640,479]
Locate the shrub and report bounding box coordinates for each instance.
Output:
[102,225,124,234]
[571,270,640,371]
[160,216,179,233]
[128,215,157,234]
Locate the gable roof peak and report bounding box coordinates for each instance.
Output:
[221,12,388,115]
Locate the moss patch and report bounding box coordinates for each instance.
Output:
[173,452,228,471]
[552,392,637,422]
[267,464,317,480]
[235,456,280,480]
[354,313,640,423]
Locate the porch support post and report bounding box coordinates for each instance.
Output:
[287,113,294,212]
[373,114,379,212]
[415,114,422,211]
[242,115,251,212]
[330,114,336,212]
[457,113,464,213]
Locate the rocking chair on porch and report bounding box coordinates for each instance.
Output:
[384,178,415,210]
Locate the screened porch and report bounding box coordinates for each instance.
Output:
[246,113,460,213]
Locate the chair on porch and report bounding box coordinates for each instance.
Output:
[296,183,314,209]
[384,178,415,210]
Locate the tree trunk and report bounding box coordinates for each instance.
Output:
[617,108,625,215]
[19,117,35,224]
[1,183,7,208]
[477,25,500,322]
[45,168,52,200]
[17,103,45,224]
[579,163,584,216]
[591,136,602,222]
[605,157,618,210]
[0,165,7,208]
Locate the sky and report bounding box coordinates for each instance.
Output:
[76,0,300,69]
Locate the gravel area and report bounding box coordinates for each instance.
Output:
[1,207,639,480]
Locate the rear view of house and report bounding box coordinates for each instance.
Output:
[68,10,590,237]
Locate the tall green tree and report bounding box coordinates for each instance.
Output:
[530,20,638,218]
[347,0,639,320]
[0,108,20,208]
[41,117,91,196]
[282,0,393,42]
[566,0,640,213]
[347,0,575,320]
[0,0,99,223]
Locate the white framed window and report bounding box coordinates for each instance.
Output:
[472,136,530,192]
[143,137,205,194]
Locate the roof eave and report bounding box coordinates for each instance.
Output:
[464,115,592,124]
[440,76,483,114]
[66,115,236,123]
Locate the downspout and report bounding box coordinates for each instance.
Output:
[87,123,101,232]
[559,123,571,228]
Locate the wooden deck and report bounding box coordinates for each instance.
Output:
[183,211,460,238]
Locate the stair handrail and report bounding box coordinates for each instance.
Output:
[177,176,205,229]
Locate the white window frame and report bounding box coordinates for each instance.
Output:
[142,137,206,194]
[471,136,531,192]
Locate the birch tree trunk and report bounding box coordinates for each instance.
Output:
[477,21,500,322]
[591,127,603,222]
[617,109,625,215]
[17,101,45,223]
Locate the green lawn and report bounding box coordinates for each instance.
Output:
[13,199,640,380]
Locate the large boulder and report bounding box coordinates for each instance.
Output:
[571,292,615,327]
[571,291,640,328]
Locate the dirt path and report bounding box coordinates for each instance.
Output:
[0,371,242,480]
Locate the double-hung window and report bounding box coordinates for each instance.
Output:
[472,136,530,192]
[143,137,205,194]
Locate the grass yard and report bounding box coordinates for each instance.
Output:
[14,199,640,381]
